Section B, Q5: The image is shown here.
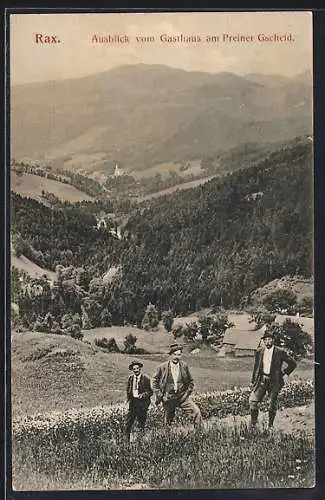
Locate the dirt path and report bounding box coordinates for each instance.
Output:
[129,402,315,441]
[205,402,315,435]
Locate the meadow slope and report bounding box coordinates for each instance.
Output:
[11,252,56,281]
[11,172,94,202]
[11,330,313,418]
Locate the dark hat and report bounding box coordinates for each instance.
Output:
[169,343,183,355]
[261,329,274,340]
[129,360,143,370]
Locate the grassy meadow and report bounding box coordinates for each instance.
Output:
[11,329,314,418]
[138,175,216,202]
[12,381,315,490]
[11,310,315,491]
[13,424,315,490]
[11,172,94,203]
[11,252,57,281]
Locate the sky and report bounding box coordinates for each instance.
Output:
[9,11,313,85]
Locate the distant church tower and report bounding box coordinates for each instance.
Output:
[114,163,122,178]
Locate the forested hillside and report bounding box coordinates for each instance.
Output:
[11,136,313,328]
[111,136,313,319]
[11,194,121,274]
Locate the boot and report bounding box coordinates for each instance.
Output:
[250,408,259,427]
[268,409,276,428]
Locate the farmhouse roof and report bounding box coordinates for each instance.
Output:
[222,314,314,351]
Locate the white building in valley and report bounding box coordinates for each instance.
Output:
[114,163,122,177]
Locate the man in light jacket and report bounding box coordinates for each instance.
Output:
[152,343,203,427]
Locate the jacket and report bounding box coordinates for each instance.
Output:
[126,373,153,408]
[251,345,297,392]
[152,360,194,403]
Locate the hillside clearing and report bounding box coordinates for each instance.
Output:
[131,159,205,180]
[11,251,56,281]
[82,324,172,353]
[11,172,94,202]
[251,276,314,305]
[137,175,216,202]
[84,312,314,354]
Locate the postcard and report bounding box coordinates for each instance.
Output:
[8,10,314,491]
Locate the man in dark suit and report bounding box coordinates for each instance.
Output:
[152,343,203,427]
[125,360,153,441]
[249,329,297,429]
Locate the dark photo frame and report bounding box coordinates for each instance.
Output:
[2,6,324,500]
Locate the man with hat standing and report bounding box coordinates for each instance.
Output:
[249,328,297,429]
[125,360,153,442]
[152,343,203,428]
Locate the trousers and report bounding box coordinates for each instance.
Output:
[125,399,149,438]
[163,397,203,427]
[249,376,279,426]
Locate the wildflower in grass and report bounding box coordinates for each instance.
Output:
[12,378,314,473]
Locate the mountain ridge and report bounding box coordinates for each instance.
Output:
[11,64,312,172]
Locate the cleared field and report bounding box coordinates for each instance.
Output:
[87,312,313,353]
[11,172,94,202]
[83,324,173,353]
[252,276,314,307]
[131,159,204,180]
[11,252,56,281]
[138,175,216,202]
[81,311,261,353]
[11,330,313,418]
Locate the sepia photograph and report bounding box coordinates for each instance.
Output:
[8,10,314,491]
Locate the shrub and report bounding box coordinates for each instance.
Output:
[182,321,198,342]
[198,314,234,345]
[172,325,184,339]
[51,321,63,335]
[72,313,82,327]
[162,310,174,332]
[70,330,84,341]
[267,319,313,359]
[297,295,314,316]
[61,313,74,331]
[123,333,144,354]
[142,303,159,331]
[248,307,276,330]
[263,289,297,313]
[94,337,120,352]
